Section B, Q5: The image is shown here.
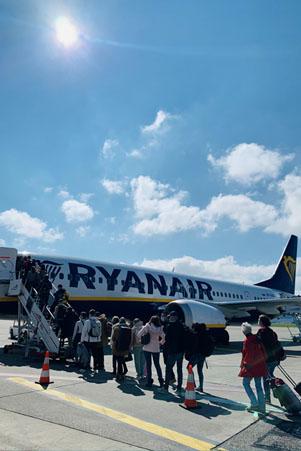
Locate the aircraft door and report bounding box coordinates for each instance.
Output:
[0,248,17,281]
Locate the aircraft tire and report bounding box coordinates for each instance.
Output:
[210,328,229,346]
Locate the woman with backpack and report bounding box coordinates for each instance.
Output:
[186,323,215,392]
[239,322,267,414]
[138,315,165,388]
[257,314,285,403]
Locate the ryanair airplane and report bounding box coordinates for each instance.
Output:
[0,235,300,344]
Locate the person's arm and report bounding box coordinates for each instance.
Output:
[159,327,165,345]
[111,326,118,344]
[72,322,79,342]
[137,323,148,339]
[130,328,134,349]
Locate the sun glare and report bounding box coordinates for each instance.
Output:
[55,17,79,48]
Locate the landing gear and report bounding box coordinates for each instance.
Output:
[211,328,229,346]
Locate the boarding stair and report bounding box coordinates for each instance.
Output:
[8,278,60,355]
[288,313,301,343]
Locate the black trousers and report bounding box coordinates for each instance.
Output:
[113,355,127,374]
[86,342,101,370]
[98,344,104,369]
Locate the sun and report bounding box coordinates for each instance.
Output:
[55,17,79,48]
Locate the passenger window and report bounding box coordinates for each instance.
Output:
[224,293,227,297]
[216,292,219,296]
[212,291,215,296]
[240,295,243,299]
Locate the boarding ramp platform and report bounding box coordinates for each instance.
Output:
[13,281,60,354]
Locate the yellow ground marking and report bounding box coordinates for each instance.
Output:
[9,376,219,451]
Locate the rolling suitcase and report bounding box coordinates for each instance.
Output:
[271,378,301,414]
[278,364,301,396]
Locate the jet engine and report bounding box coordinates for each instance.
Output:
[165,299,229,345]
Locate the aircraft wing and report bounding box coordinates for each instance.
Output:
[210,296,301,318]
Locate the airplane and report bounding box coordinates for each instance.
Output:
[0,235,300,345]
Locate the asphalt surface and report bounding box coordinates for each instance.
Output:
[0,319,300,451]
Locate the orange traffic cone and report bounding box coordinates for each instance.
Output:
[36,351,53,388]
[180,364,199,410]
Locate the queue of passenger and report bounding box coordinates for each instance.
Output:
[64,309,215,396]
[16,260,284,414]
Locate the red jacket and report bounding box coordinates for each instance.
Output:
[239,334,268,378]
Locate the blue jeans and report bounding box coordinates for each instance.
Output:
[144,351,164,386]
[242,377,265,409]
[133,346,145,378]
[164,352,184,390]
[190,354,206,390]
[264,361,278,401]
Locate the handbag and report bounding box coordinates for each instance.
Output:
[141,332,150,345]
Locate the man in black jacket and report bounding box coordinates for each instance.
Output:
[256,314,283,403]
[162,311,187,394]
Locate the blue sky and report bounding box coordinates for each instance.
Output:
[0,0,301,291]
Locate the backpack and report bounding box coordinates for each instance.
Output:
[274,340,286,362]
[268,331,286,362]
[88,318,101,338]
[203,333,215,357]
[141,332,150,345]
[183,325,194,353]
[116,326,132,352]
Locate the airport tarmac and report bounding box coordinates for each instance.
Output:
[0,319,300,451]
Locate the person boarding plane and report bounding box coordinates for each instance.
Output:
[0,235,300,344]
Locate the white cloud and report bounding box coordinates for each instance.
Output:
[200,194,278,234]
[127,149,144,159]
[76,225,90,237]
[44,187,53,193]
[101,179,126,195]
[101,139,119,159]
[137,255,301,295]
[131,176,204,236]
[266,173,301,236]
[141,110,172,134]
[130,176,278,236]
[79,193,94,202]
[61,200,94,223]
[109,233,130,244]
[58,189,70,199]
[0,209,63,242]
[0,238,5,246]
[208,143,294,185]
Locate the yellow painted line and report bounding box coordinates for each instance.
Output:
[9,376,216,451]
[0,297,17,302]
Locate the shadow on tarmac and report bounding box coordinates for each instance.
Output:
[152,389,232,418]
[116,378,146,397]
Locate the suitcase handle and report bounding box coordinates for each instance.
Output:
[278,364,296,387]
